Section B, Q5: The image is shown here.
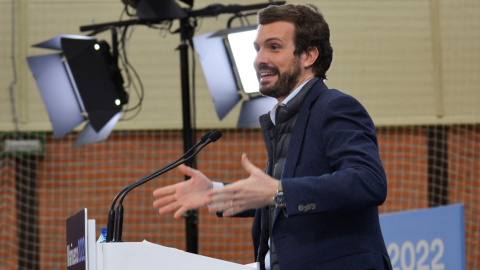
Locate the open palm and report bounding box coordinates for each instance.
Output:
[153,164,213,218]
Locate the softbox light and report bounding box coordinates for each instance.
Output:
[27,35,128,148]
[193,26,276,128]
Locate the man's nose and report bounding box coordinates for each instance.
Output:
[254,50,267,69]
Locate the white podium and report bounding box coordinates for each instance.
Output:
[96,241,256,270]
[67,210,255,270]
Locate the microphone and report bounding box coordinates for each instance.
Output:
[105,131,213,242]
[108,130,222,242]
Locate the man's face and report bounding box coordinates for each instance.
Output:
[253,21,305,100]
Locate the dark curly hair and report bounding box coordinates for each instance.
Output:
[257,4,333,80]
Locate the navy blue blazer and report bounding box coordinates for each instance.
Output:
[247,80,392,269]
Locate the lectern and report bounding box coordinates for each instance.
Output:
[67,209,256,270]
[96,241,255,270]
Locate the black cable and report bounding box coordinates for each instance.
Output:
[117,25,144,121]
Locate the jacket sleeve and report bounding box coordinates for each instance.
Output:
[282,91,387,216]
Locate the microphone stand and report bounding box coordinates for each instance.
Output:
[106,131,212,242]
[113,131,221,242]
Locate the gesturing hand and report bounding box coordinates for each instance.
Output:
[207,153,278,217]
[153,164,213,219]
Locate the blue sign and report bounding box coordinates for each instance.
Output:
[380,204,465,270]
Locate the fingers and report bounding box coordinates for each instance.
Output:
[158,201,181,215]
[174,206,188,219]
[207,194,244,216]
[153,184,176,197]
[152,194,176,208]
[207,196,228,211]
[222,199,239,217]
[208,199,241,217]
[221,206,235,217]
[153,166,191,198]
[153,184,181,216]
[177,164,193,176]
[153,193,179,214]
[177,164,203,179]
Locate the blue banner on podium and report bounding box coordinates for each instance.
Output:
[380,204,465,270]
[67,209,88,270]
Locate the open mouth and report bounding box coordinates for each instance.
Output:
[256,65,279,82]
[260,72,277,79]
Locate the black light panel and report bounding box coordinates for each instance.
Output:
[61,38,127,132]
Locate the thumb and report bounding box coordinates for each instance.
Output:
[241,153,260,174]
[177,164,193,177]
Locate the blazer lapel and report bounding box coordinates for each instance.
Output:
[281,79,325,179]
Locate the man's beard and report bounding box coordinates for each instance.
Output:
[258,58,302,99]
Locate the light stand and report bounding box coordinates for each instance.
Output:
[178,16,198,252]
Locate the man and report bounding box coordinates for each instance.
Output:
[153,4,392,270]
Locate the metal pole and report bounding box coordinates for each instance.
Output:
[179,17,198,254]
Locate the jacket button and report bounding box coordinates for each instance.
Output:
[298,203,316,212]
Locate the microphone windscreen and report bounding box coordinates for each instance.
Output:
[200,131,213,143]
[209,130,223,142]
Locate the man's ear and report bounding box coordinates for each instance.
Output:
[303,46,319,68]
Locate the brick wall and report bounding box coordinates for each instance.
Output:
[1,126,479,269]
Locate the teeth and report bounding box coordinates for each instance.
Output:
[261,73,275,78]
